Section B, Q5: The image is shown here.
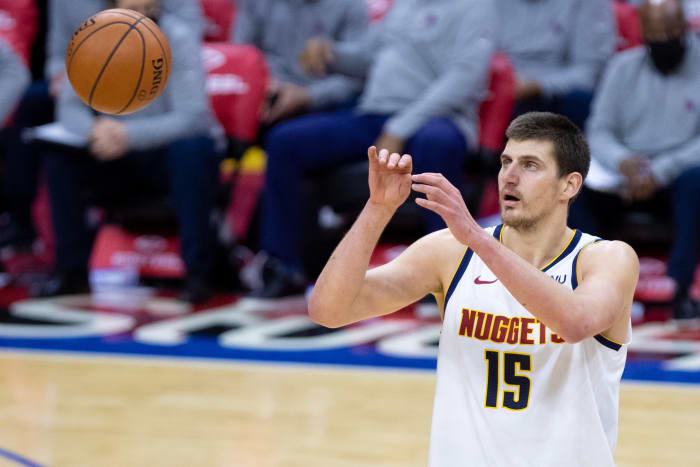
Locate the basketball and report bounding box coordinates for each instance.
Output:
[64,8,172,115]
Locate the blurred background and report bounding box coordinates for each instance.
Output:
[0,0,699,465]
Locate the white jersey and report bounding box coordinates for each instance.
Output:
[429,225,630,467]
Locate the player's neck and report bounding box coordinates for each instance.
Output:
[501,214,574,270]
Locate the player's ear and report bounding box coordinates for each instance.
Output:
[561,172,583,203]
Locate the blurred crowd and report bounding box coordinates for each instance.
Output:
[0,0,698,321]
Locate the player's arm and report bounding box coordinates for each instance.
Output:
[308,147,445,328]
[412,173,639,343]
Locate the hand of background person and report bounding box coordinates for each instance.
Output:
[262,82,311,124]
[515,79,542,100]
[411,172,481,247]
[618,157,658,202]
[367,146,413,214]
[300,37,334,77]
[89,117,129,161]
[49,72,66,98]
[373,131,404,156]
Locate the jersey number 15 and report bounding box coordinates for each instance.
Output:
[484,350,531,410]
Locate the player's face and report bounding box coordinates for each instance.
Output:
[115,0,161,19]
[497,139,562,231]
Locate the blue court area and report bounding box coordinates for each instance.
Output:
[1,287,699,385]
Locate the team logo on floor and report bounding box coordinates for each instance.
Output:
[0,291,699,384]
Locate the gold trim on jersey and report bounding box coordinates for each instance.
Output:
[498,225,579,272]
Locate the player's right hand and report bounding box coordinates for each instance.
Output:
[300,37,334,77]
[367,146,412,213]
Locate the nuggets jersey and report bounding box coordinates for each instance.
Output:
[429,225,630,467]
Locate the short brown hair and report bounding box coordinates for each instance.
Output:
[505,112,590,181]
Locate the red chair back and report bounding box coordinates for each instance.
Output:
[200,0,236,42]
[614,0,643,51]
[0,0,37,64]
[478,52,516,153]
[202,42,268,142]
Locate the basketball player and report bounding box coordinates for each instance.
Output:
[309,112,639,465]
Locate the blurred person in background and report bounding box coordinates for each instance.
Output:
[0,36,32,245]
[0,0,40,250]
[34,0,224,303]
[497,0,616,130]
[231,0,368,127]
[250,0,497,298]
[0,0,202,250]
[570,0,700,322]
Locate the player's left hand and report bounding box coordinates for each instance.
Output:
[411,172,482,246]
[263,82,311,124]
[89,117,129,161]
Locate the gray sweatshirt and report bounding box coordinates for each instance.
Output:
[231,0,367,110]
[0,38,30,125]
[58,13,222,151]
[46,0,203,79]
[497,0,616,96]
[332,0,496,146]
[588,33,700,186]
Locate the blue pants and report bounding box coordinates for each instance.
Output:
[44,135,220,278]
[3,81,54,225]
[261,110,470,271]
[569,167,700,289]
[513,89,594,131]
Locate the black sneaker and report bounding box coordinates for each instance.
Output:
[179,275,214,304]
[672,289,698,325]
[0,218,36,250]
[30,272,90,298]
[249,257,306,299]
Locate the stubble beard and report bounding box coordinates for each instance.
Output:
[500,202,547,233]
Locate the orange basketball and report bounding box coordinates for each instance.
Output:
[65,8,172,115]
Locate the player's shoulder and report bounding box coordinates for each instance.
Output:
[578,239,639,276]
[419,228,467,252]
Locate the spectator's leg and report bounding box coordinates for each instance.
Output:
[551,89,594,131]
[405,117,469,233]
[668,167,700,292]
[567,187,626,238]
[513,89,593,131]
[1,81,54,247]
[261,111,386,272]
[43,148,92,278]
[165,136,220,284]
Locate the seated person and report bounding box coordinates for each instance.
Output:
[231,0,368,126]
[252,0,497,298]
[497,0,616,130]
[36,0,224,303]
[0,30,33,249]
[569,0,700,322]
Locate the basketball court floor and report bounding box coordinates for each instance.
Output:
[1,277,699,467]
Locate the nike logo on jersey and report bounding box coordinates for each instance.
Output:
[474,276,498,285]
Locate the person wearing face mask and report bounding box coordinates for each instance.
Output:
[569,0,700,323]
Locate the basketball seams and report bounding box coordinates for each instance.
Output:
[131,19,170,83]
[88,16,146,108]
[66,22,133,75]
[115,27,146,114]
[108,9,169,79]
